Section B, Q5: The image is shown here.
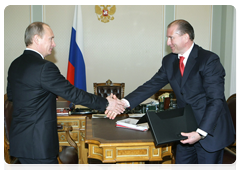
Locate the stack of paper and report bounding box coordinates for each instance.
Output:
[116,118,149,132]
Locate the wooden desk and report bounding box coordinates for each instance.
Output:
[85,117,173,164]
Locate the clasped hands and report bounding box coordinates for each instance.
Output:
[105,93,127,119]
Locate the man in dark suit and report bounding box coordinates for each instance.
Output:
[7,22,125,164]
[107,20,235,164]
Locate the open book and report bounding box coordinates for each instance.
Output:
[116,118,149,132]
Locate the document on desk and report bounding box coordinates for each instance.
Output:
[116,118,149,132]
[128,113,145,117]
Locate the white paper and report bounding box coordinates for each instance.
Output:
[116,118,149,131]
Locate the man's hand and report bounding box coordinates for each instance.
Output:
[105,93,125,119]
[180,132,202,145]
[120,99,129,108]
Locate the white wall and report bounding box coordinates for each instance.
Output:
[44,5,75,81]
[82,5,164,95]
[175,5,212,50]
[230,8,236,97]
[4,5,31,93]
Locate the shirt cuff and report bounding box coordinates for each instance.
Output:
[196,128,208,137]
[121,99,130,108]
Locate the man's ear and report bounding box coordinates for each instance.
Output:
[33,34,40,45]
[184,33,190,43]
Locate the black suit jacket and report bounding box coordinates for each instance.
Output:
[7,50,107,159]
[125,44,235,152]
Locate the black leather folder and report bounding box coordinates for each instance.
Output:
[137,105,198,146]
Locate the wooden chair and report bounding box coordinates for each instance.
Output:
[222,93,236,164]
[94,79,125,99]
[4,94,78,164]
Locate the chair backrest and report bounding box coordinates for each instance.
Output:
[227,93,236,131]
[4,94,13,141]
[93,79,125,99]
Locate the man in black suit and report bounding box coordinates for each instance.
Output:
[107,19,235,164]
[7,22,125,164]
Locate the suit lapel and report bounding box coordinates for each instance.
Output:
[181,44,198,88]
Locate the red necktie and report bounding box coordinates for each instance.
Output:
[179,56,185,77]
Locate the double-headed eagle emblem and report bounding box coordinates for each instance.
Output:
[95,5,116,23]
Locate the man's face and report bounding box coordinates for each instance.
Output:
[38,25,56,58]
[166,24,186,55]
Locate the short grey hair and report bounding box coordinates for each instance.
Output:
[24,22,50,46]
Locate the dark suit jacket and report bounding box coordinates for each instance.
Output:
[125,44,235,152]
[7,50,107,159]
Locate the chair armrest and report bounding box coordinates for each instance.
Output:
[224,146,238,157]
[231,140,238,146]
[57,124,77,149]
[224,140,238,157]
[225,140,236,156]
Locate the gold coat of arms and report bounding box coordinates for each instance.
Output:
[95,5,116,23]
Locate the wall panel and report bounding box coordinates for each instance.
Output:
[175,5,212,50]
[44,5,75,81]
[82,5,164,94]
[4,5,31,93]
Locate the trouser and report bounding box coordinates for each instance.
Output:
[18,157,60,170]
[175,142,224,164]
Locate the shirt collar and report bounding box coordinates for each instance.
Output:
[26,48,44,59]
[178,43,194,60]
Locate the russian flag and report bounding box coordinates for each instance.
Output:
[67,5,86,91]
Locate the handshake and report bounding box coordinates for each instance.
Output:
[105,93,128,119]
